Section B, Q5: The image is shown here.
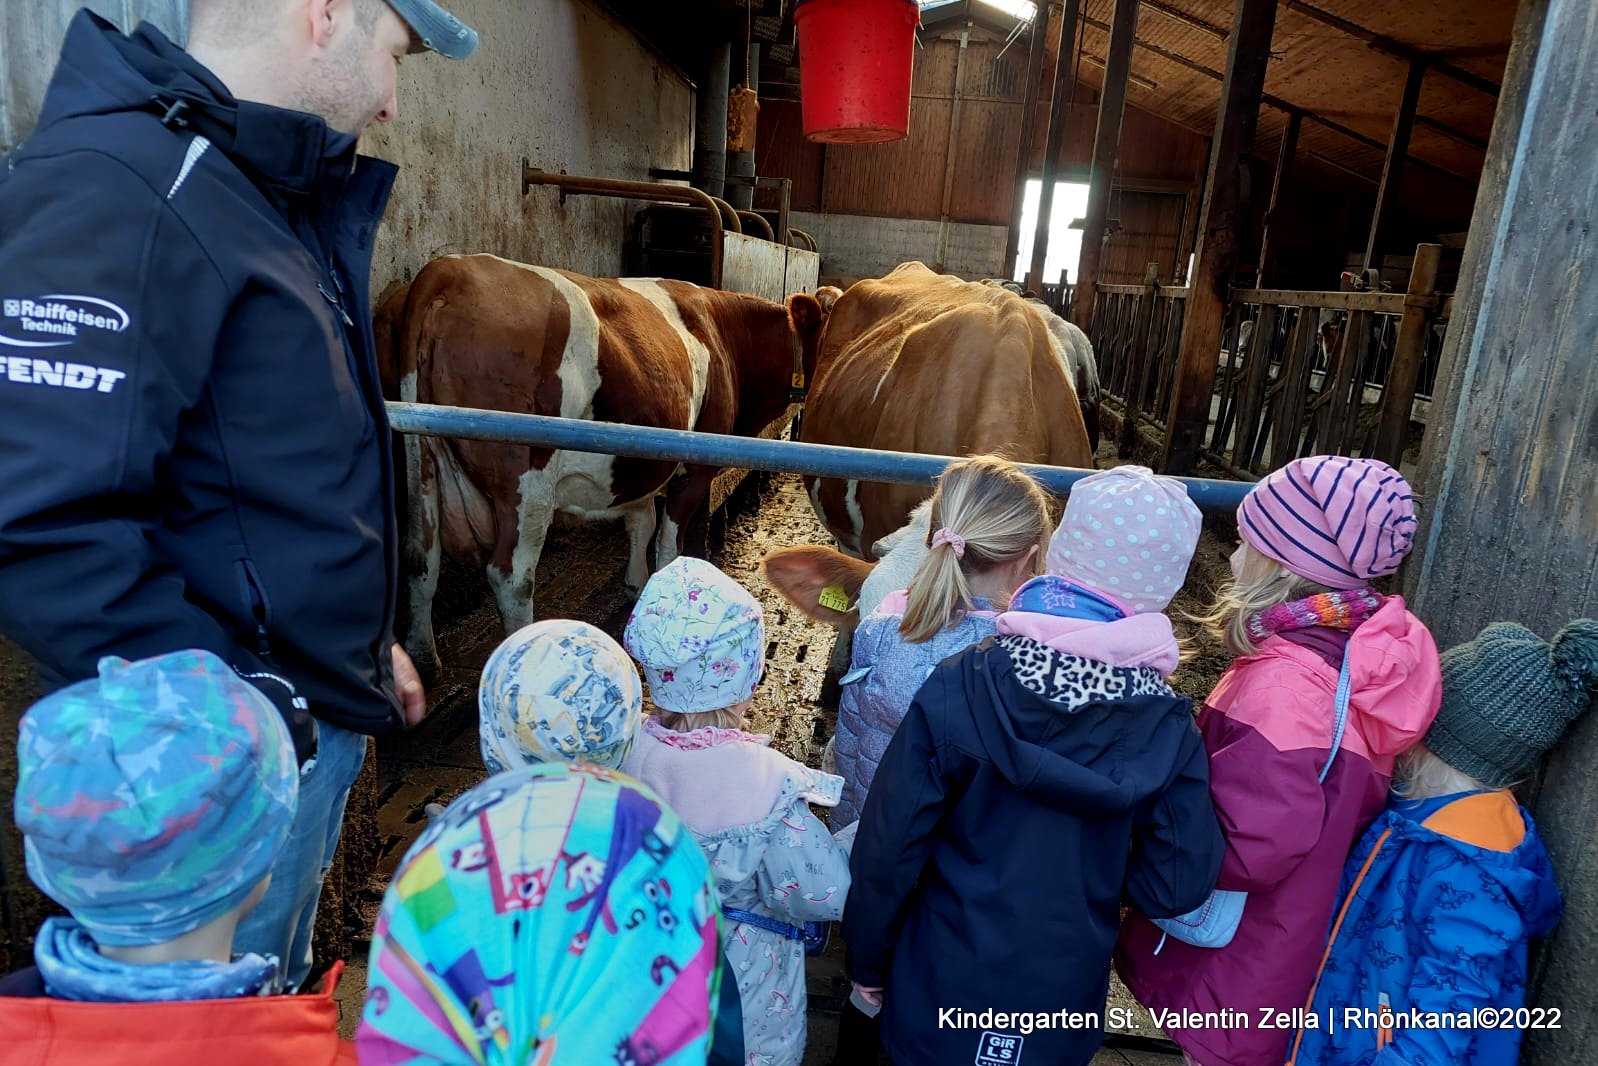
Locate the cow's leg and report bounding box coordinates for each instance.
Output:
[622,499,659,594]
[657,465,716,568]
[486,466,557,635]
[400,432,444,687]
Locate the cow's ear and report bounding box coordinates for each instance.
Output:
[762,545,871,626]
[787,292,826,340]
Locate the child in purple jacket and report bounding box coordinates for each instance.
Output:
[1117,456,1444,1066]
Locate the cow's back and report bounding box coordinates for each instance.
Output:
[804,262,1092,551]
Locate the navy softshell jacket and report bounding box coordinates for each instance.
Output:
[0,11,403,753]
[844,638,1224,1066]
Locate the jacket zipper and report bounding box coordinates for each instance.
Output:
[239,559,274,660]
[318,278,354,326]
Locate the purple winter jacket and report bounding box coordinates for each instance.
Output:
[1116,597,1441,1066]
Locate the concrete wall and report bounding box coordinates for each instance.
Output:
[791,210,1008,283]
[360,0,692,293]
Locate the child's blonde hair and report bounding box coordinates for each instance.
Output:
[653,706,746,732]
[900,455,1052,644]
[1392,743,1497,799]
[1197,549,1329,657]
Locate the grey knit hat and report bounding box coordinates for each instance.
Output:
[1426,619,1598,788]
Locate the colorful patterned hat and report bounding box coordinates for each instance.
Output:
[478,619,643,772]
[15,650,298,947]
[624,557,767,714]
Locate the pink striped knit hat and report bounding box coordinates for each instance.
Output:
[1237,455,1417,589]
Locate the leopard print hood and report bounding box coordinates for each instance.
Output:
[965,634,1201,814]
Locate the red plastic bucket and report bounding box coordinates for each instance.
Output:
[795,0,920,144]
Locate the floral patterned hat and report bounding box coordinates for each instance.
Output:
[623,557,767,714]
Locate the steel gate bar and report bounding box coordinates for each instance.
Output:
[386,402,1253,513]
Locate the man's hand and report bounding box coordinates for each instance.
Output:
[391,643,427,727]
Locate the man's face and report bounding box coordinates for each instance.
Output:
[304,2,414,134]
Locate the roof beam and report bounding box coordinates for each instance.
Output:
[1415,115,1489,152]
[1139,0,1228,42]
[1282,0,1501,97]
[1078,13,1480,185]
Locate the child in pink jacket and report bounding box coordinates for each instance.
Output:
[1116,455,1443,1066]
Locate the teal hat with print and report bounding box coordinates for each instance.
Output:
[15,650,298,947]
[1427,619,1598,789]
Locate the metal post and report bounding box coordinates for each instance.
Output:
[729,42,760,210]
[693,41,732,199]
[1070,0,1141,331]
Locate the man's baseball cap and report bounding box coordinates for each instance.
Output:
[389,0,479,60]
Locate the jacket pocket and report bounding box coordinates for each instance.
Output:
[235,557,275,658]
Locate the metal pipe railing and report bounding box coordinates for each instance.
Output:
[788,227,818,253]
[520,164,735,286]
[385,402,1252,512]
[736,210,775,242]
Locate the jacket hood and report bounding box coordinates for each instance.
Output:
[1394,791,1563,938]
[995,610,1181,676]
[38,11,359,195]
[967,638,1203,816]
[1253,596,1442,759]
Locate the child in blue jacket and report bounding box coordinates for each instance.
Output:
[1289,619,1597,1066]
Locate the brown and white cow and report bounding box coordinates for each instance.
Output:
[800,261,1093,557]
[384,253,825,678]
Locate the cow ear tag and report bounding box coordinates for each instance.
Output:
[819,585,851,612]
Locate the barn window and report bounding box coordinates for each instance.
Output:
[1011,179,1091,285]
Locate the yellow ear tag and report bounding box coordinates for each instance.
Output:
[819,585,851,612]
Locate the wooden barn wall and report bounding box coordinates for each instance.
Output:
[756,34,1208,226]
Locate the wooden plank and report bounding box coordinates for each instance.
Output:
[1328,309,1371,455]
[1069,0,1141,331]
[1255,111,1301,286]
[1401,3,1598,1057]
[1117,262,1162,456]
[1157,0,1278,474]
[1025,0,1083,294]
[1364,60,1427,271]
[934,29,972,272]
[1268,308,1317,470]
[1233,289,1411,313]
[1371,243,1442,464]
[1230,303,1277,471]
[1002,5,1052,273]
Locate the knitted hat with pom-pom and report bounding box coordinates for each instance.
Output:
[1426,619,1598,789]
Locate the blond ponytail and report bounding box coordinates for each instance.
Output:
[899,455,1052,643]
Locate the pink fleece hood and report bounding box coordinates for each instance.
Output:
[995,611,1183,676]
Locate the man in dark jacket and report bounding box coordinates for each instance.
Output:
[842,632,1224,1066]
[0,0,476,988]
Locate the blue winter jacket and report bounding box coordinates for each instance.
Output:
[1289,790,1562,1066]
[844,634,1223,1066]
[0,12,402,754]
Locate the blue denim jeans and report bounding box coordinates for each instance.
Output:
[234,719,368,990]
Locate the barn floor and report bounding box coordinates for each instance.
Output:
[343,445,1236,1060]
